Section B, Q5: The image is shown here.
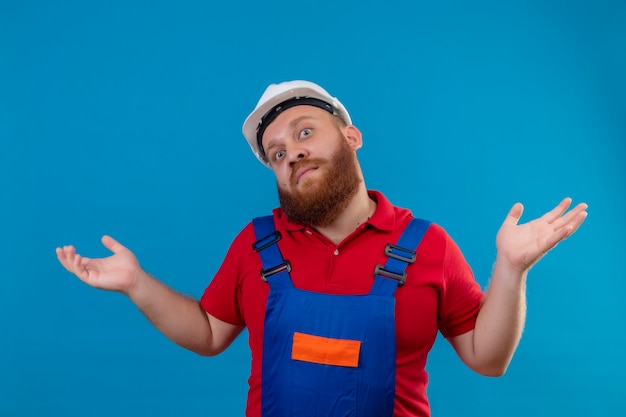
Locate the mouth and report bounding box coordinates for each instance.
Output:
[294,165,319,184]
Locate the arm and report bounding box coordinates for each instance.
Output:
[56,235,244,356]
[449,198,588,376]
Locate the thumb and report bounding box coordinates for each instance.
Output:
[101,235,128,254]
[505,202,524,226]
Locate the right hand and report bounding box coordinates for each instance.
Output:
[56,235,143,294]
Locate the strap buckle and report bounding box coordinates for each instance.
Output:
[252,231,282,252]
[260,261,292,282]
[374,264,407,285]
[384,243,416,263]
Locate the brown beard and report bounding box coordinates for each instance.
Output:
[277,137,361,228]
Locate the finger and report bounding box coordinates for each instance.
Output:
[552,202,589,231]
[55,246,65,261]
[544,210,588,250]
[56,247,70,269]
[56,245,94,282]
[101,235,127,254]
[79,257,94,281]
[543,197,573,223]
[73,253,96,281]
[57,245,76,271]
[504,202,524,226]
[72,253,85,274]
[543,226,572,252]
[562,209,588,237]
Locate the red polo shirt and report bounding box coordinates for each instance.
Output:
[200,190,484,417]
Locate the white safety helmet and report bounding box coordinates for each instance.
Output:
[242,80,352,167]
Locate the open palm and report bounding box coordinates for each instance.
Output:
[496,198,588,273]
[56,235,141,294]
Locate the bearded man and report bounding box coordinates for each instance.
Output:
[56,80,588,417]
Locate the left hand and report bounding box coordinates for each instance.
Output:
[496,197,588,273]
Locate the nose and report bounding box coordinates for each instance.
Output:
[286,143,308,165]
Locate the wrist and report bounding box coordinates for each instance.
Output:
[124,268,151,300]
[493,253,528,283]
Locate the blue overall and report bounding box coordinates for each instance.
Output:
[252,216,431,417]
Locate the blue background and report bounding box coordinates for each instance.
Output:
[1,1,624,416]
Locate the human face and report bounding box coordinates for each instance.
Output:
[261,105,363,227]
[261,106,357,190]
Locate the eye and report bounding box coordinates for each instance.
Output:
[299,128,312,138]
[273,150,286,161]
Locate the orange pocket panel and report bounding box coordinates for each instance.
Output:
[291,332,361,368]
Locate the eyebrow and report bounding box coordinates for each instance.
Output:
[264,115,318,154]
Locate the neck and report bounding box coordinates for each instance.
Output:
[315,184,376,245]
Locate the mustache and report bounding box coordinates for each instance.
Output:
[290,158,326,183]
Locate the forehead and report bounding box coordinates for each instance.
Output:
[262,105,333,139]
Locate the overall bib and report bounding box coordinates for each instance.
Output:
[252,216,431,417]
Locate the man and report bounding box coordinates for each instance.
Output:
[56,80,588,417]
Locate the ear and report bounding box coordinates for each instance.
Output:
[343,125,363,151]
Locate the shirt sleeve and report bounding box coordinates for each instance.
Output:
[437,230,485,338]
[199,223,256,327]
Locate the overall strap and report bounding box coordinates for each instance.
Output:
[370,218,432,296]
[252,216,293,289]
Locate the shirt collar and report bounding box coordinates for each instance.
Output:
[364,190,396,231]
